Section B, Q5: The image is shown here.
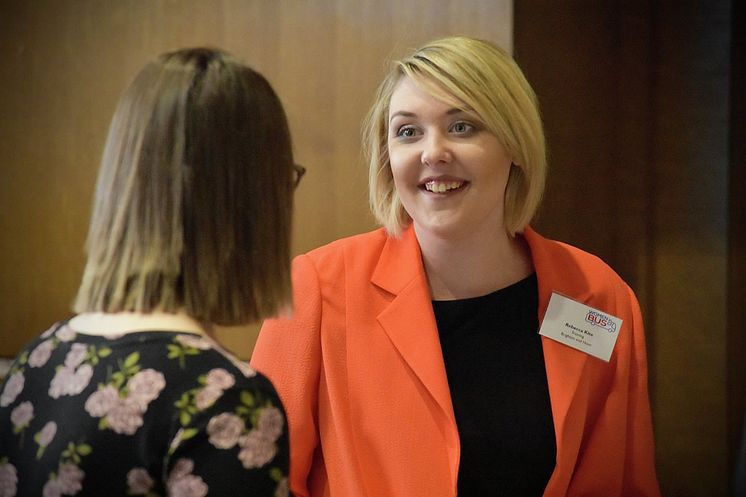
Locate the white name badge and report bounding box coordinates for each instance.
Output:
[538,292,622,362]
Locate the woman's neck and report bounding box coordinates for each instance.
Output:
[415,224,533,301]
[68,310,208,337]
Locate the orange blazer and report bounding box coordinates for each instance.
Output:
[251,226,661,497]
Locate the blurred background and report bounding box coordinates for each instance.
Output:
[0,1,742,495]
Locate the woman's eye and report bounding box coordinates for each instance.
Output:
[396,126,417,138]
[451,122,474,134]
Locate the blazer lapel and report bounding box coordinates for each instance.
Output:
[370,226,596,493]
[525,227,593,493]
[371,227,457,428]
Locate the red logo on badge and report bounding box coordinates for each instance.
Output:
[585,310,616,333]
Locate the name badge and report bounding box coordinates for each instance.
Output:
[538,292,622,362]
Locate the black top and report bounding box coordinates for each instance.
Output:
[432,273,556,496]
[0,321,289,497]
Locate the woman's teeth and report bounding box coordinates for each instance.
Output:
[424,180,463,193]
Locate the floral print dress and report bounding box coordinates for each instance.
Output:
[0,321,289,497]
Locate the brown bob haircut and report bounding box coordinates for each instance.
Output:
[74,48,294,325]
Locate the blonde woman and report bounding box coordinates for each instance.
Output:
[252,37,660,496]
[0,48,300,496]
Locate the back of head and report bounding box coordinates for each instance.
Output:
[363,36,546,237]
[75,48,294,325]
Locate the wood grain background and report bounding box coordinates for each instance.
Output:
[1,1,741,495]
[0,0,511,357]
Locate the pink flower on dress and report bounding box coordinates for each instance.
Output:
[175,334,211,350]
[37,421,57,447]
[84,385,120,417]
[207,412,244,449]
[63,344,88,368]
[106,398,144,435]
[10,401,34,430]
[257,406,284,441]
[237,430,277,469]
[167,474,208,497]
[194,386,223,410]
[0,461,18,497]
[169,428,187,453]
[127,369,165,411]
[42,478,63,497]
[169,458,195,480]
[127,468,154,494]
[0,371,24,407]
[205,369,235,390]
[56,463,84,494]
[167,459,208,497]
[49,364,93,399]
[55,325,76,342]
[48,367,73,398]
[41,323,58,338]
[67,364,93,395]
[233,360,257,378]
[29,340,54,368]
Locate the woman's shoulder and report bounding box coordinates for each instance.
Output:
[304,227,389,258]
[163,334,277,387]
[525,228,621,276]
[524,227,635,305]
[527,229,612,269]
[293,227,391,278]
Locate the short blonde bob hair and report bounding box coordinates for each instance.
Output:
[362,36,546,237]
[74,48,294,325]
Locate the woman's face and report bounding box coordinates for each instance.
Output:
[387,77,513,242]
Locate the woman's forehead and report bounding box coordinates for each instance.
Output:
[389,75,472,114]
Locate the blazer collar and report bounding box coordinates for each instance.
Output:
[371,226,457,425]
[371,226,422,294]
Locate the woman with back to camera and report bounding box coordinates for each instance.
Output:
[251,36,661,496]
[0,48,301,496]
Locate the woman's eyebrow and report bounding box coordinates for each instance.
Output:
[389,110,416,124]
[389,107,470,124]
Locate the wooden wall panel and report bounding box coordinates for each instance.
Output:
[515,1,734,495]
[514,2,654,298]
[728,0,746,479]
[651,4,731,493]
[0,0,512,359]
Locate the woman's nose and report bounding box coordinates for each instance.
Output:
[421,132,452,167]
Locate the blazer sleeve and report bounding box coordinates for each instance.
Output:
[251,254,322,497]
[622,285,661,496]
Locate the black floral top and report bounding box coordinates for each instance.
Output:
[0,321,289,497]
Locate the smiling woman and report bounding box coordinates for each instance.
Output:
[387,77,516,263]
[369,39,546,242]
[251,36,661,497]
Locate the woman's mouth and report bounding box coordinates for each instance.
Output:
[421,179,466,193]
